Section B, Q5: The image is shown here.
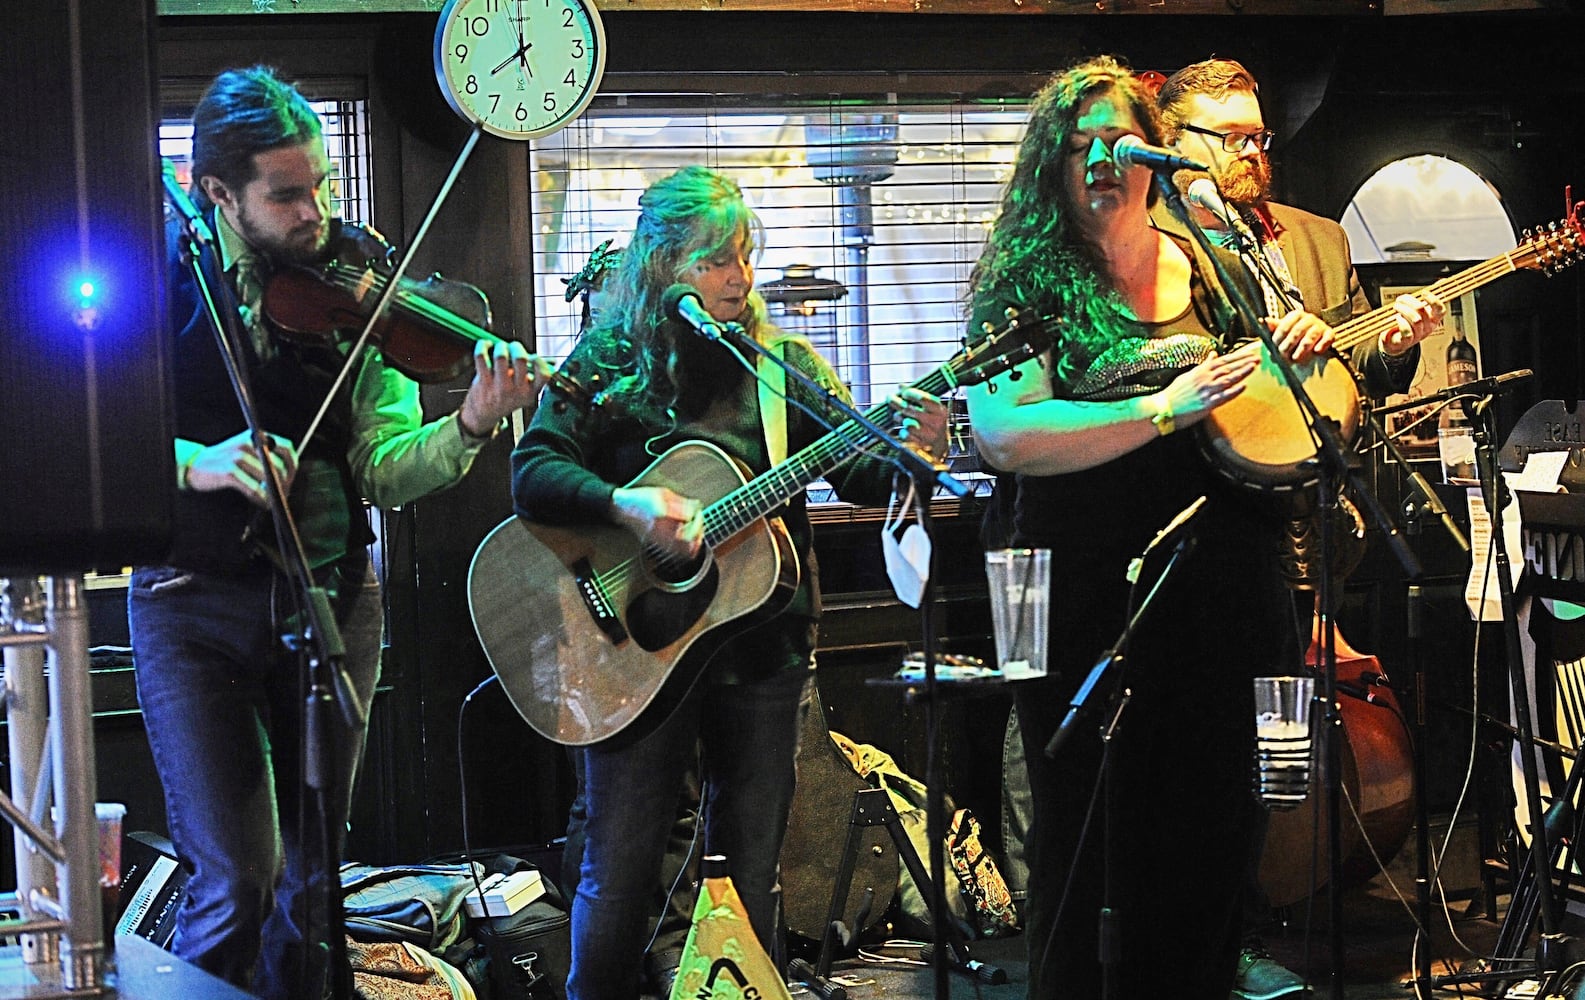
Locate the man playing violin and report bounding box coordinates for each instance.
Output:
[128,65,551,1000]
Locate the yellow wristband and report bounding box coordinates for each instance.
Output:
[1150,397,1175,437]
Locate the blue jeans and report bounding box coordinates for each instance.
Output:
[128,560,382,1000]
[569,658,812,1000]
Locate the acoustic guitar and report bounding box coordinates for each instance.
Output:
[1199,208,1582,492]
[468,309,1057,747]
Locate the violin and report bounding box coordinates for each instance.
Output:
[259,240,600,415]
[262,258,506,385]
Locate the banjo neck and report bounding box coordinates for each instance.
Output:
[1332,214,1584,355]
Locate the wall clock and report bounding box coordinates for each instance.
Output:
[434,0,607,141]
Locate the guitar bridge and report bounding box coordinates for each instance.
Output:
[572,557,628,645]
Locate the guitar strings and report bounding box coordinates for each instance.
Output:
[1331,247,1556,353]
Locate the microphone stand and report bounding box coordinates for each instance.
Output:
[709,325,994,997]
[164,205,362,1000]
[1378,372,1564,996]
[1043,530,1197,1000]
[1156,172,1422,1000]
[1450,393,1568,992]
[706,321,969,503]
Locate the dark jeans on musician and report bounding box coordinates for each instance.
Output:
[562,746,700,972]
[568,661,811,1000]
[129,561,382,1000]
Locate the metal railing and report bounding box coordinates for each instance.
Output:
[1,576,110,993]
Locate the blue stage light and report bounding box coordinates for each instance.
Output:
[71,271,104,332]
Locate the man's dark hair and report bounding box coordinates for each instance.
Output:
[190,65,322,206]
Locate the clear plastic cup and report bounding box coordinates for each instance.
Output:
[96,802,126,939]
[984,548,1050,681]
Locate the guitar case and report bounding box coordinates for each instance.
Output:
[780,691,899,944]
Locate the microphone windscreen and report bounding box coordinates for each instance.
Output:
[662,283,697,320]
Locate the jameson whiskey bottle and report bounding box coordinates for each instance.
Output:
[1437,298,1477,482]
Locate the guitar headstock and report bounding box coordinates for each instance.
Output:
[952,307,1059,389]
[547,360,604,416]
[1514,192,1584,276]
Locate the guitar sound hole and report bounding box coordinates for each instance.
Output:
[627,552,720,652]
[646,546,709,587]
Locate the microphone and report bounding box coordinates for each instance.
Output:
[1112,134,1208,174]
[1460,368,1533,397]
[1126,494,1207,583]
[1184,177,1255,243]
[1459,368,1533,418]
[161,157,214,247]
[663,283,729,342]
[1049,495,1209,759]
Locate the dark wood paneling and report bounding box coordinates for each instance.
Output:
[1,0,173,575]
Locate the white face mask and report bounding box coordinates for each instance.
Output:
[881,481,932,608]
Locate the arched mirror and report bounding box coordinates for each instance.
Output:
[1342,154,1514,264]
[1343,154,1516,487]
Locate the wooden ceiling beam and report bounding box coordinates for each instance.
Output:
[157,0,1382,16]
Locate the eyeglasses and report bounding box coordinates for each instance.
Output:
[1182,123,1275,153]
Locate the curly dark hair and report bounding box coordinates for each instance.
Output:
[969,55,1165,365]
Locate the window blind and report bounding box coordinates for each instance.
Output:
[528,97,1030,414]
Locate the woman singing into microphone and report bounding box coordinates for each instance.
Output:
[963,56,1320,1000]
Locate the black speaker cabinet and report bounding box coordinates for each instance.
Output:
[0,0,173,574]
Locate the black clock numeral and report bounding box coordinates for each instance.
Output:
[571,38,584,58]
[489,94,501,113]
[463,15,490,36]
[454,43,468,61]
[562,6,576,28]
[516,103,530,122]
[543,92,558,114]
[465,74,479,95]
[485,0,504,10]
[563,68,576,87]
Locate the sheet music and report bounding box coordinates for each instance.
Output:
[1463,452,1568,621]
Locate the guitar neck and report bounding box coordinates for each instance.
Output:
[704,365,955,546]
[1330,251,1519,354]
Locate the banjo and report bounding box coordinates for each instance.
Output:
[1199,209,1582,492]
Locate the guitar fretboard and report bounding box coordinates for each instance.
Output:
[703,364,957,545]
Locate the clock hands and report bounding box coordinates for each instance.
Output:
[491,40,531,76]
[491,0,533,78]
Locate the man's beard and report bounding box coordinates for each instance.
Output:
[1217,152,1273,207]
[235,203,330,265]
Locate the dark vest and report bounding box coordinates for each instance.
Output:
[159,214,391,576]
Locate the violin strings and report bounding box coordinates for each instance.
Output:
[325,265,495,345]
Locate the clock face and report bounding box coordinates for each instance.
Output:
[434,0,606,141]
